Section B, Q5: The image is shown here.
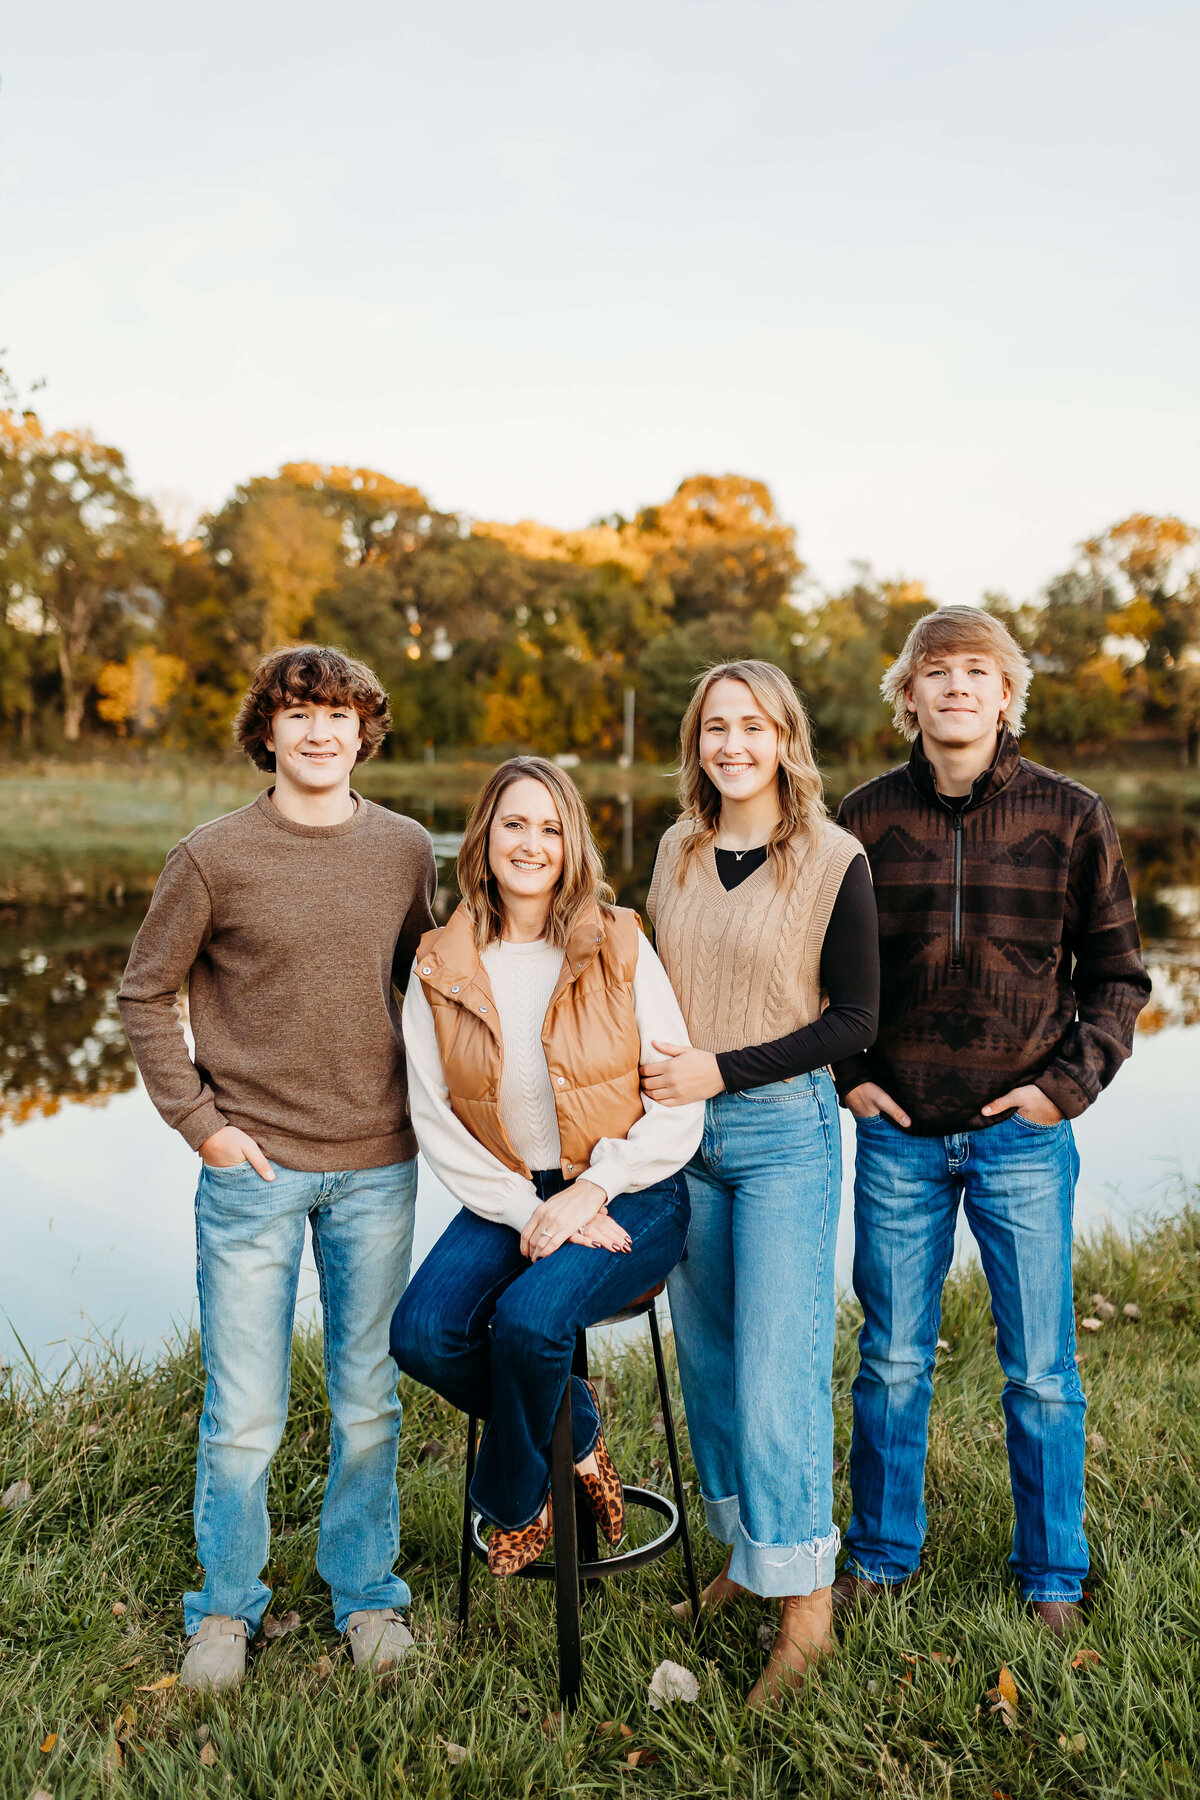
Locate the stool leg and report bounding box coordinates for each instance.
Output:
[649,1302,701,1629]
[550,1383,582,1709]
[571,1329,600,1579]
[458,1414,478,1635]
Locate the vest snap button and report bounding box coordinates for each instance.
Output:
[557,1076,566,1086]
[421,966,431,975]
[451,985,460,993]
[479,1003,488,1013]
[566,1162,574,1171]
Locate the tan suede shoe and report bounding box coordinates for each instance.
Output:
[746,1587,834,1709]
[345,1608,415,1671]
[179,1615,248,1691]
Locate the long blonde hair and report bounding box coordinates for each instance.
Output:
[674,660,827,887]
[456,756,614,950]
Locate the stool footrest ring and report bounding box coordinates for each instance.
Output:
[470,1485,681,1580]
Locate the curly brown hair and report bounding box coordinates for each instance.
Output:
[234,644,391,772]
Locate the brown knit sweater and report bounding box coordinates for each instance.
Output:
[118,789,436,1170]
[647,819,865,1053]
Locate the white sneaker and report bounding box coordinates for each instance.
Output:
[179,1615,248,1691]
[345,1608,414,1671]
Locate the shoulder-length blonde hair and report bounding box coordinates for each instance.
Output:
[456,755,614,950]
[674,660,828,887]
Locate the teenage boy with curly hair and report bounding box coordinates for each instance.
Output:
[119,645,436,1688]
[832,607,1150,1635]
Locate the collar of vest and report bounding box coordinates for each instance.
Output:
[417,902,613,1005]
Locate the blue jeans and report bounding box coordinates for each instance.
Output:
[186,1158,417,1637]
[390,1170,690,1530]
[668,1071,841,1598]
[845,1113,1087,1603]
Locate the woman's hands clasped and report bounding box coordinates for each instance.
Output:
[520,1179,632,1261]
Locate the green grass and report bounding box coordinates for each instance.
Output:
[2,1214,1199,1798]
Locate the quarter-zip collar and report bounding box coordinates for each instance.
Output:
[907,725,1021,814]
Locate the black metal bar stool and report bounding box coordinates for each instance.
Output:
[457,1284,700,1708]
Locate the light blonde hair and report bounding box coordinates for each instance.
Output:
[882,606,1031,741]
[674,660,828,887]
[457,756,614,950]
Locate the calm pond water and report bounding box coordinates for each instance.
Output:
[2,779,1198,1376]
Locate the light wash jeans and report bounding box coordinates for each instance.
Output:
[668,1071,841,1598]
[844,1112,1087,1603]
[185,1157,417,1637]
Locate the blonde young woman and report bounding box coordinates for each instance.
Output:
[390,757,703,1575]
[642,661,879,1706]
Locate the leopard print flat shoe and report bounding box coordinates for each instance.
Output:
[487,1501,552,1576]
[575,1380,626,1546]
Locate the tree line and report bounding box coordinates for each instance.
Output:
[2,390,1199,766]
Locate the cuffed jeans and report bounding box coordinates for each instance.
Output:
[844,1112,1088,1603]
[668,1071,842,1598]
[390,1170,690,1530]
[185,1157,417,1637]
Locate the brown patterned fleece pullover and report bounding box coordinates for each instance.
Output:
[833,729,1151,1135]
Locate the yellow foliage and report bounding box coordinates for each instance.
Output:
[96,650,188,733]
[473,518,654,580]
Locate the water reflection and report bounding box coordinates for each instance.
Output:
[3,783,1200,1370]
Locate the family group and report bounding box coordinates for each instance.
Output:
[116,604,1150,1704]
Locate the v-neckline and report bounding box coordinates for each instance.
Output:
[696,840,778,909]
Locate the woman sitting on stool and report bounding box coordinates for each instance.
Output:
[391,757,704,1575]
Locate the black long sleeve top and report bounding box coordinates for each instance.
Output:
[711,851,880,1092]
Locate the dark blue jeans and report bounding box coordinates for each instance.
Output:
[390,1170,690,1529]
[844,1112,1087,1602]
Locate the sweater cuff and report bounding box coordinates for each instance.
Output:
[580,1158,623,1205]
[833,1052,873,1104]
[178,1102,229,1154]
[1033,1065,1092,1121]
[714,1050,745,1094]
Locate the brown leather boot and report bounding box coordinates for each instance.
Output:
[830,1569,902,1616]
[746,1587,834,1708]
[670,1546,748,1621]
[1032,1598,1084,1636]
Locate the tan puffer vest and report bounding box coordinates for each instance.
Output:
[415,901,644,1180]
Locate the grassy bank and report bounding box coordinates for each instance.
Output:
[2,1213,1198,1799]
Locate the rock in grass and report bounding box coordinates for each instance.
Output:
[648,1660,699,1709]
[0,1478,33,1509]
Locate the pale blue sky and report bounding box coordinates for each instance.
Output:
[3,1,1197,604]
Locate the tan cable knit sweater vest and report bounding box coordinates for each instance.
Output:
[646,819,865,1054]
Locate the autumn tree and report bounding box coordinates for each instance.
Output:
[0,411,166,738]
[1081,515,1200,760]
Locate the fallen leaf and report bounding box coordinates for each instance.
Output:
[136,1674,177,1693]
[1123,1302,1142,1320]
[1080,1316,1102,1333]
[417,1438,447,1463]
[936,1338,950,1351]
[650,1413,665,1436]
[29,1791,54,1800]
[1071,1647,1101,1669]
[620,1723,635,1739]
[997,1666,1019,1707]
[648,1659,699,1709]
[108,1741,124,1769]
[121,1657,144,1671]
[40,1732,57,1752]
[1058,1731,1087,1753]
[199,1740,217,1766]
[296,1426,316,1452]
[261,1609,301,1640]
[993,1791,1013,1800]
[541,1711,562,1735]
[314,1654,333,1680]
[0,1478,33,1509]
[626,1749,660,1768]
[444,1741,468,1766]
[195,1725,210,1745]
[111,1600,127,1617]
[1087,1431,1107,1451]
[930,1651,953,1664]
